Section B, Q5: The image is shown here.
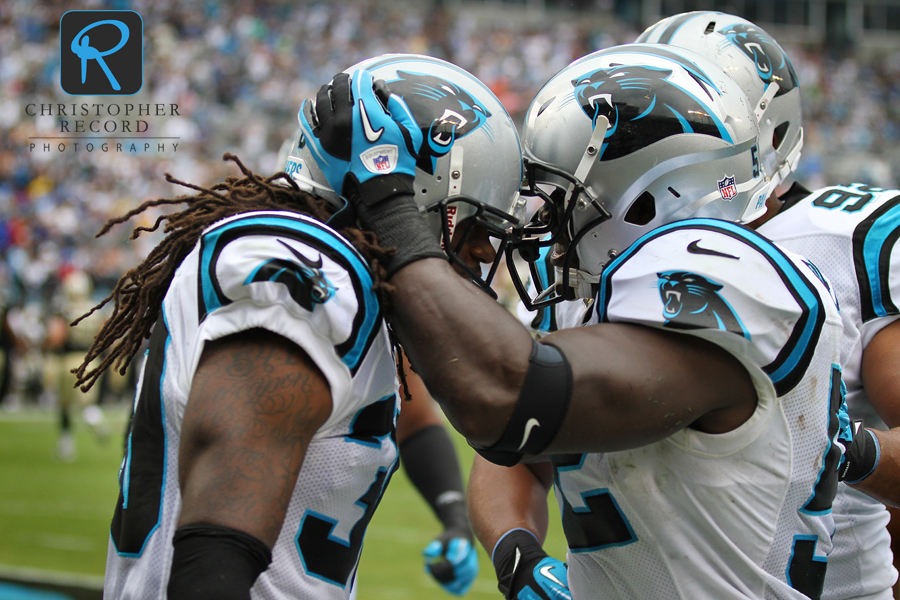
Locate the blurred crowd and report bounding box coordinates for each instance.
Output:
[2,0,900,412]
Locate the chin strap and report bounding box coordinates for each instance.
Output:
[569,116,609,210]
[754,82,780,123]
[552,266,600,300]
[772,127,803,189]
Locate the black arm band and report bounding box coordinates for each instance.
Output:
[473,340,573,467]
[400,424,471,537]
[492,529,546,600]
[346,174,445,276]
[168,523,272,600]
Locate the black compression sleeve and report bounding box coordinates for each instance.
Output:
[167,523,272,600]
[344,174,445,276]
[400,424,472,537]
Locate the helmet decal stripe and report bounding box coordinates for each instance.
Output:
[633,95,656,120]
[656,11,706,44]
[665,104,693,133]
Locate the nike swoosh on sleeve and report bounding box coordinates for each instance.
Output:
[686,239,739,260]
[358,99,384,143]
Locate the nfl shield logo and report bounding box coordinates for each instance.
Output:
[374,155,390,171]
[718,175,737,200]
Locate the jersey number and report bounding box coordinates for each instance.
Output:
[788,365,845,599]
[553,455,637,552]
[110,318,168,556]
[812,186,878,213]
[296,397,397,587]
[296,467,392,587]
[788,536,827,600]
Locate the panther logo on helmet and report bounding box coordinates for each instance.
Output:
[657,271,749,338]
[384,71,492,175]
[719,22,799,95]
[248,241,336,311]
[571,64,729,161]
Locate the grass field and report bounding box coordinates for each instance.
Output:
[0,406,567,599]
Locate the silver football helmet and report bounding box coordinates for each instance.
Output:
[637,11,803,189]
[512,43,771,308]
[282,54,526,294]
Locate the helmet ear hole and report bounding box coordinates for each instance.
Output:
[624,191,656,225]
[773,122,789,150]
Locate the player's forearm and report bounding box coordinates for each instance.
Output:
[468,457,552,553]
[849,428,900,508]
[388,259,534,447]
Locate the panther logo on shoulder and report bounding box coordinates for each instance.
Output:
[570,65,728,161]
[248,240,337,311]
[657,271,749,338]
[385,71,492,175]
[719,22,799,95]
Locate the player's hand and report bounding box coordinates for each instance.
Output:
[424,530,479,596]
[505,555,570,600]
[493,530,571,600]
[839,420,881,484]
[297,69,422,197]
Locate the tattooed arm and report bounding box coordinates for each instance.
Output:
[169,328,332,597]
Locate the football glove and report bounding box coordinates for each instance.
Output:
[297,69,423,197]
[839,420,881,484]
[298,69,441,276]
[492,529,571,600]
[424,529,479,596]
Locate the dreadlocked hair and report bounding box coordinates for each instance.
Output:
[72,153,398,393]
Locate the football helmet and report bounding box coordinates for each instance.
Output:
[636,11,803,189]
[512,43,770,308]
[282,54,526,294]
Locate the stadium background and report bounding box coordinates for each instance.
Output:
[3,0,900,598]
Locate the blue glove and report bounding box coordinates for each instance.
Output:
[510,556,570,600]
[348,69,422,186]
[493,529,571,600]
[424,533,479,596]
[297,69,422,196]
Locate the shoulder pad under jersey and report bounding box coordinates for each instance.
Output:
[593,218,840,396]
[195,211,383,376]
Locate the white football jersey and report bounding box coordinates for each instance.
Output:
[103,211,399,600]
[552,219,847,599]
[759,183,900,600]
